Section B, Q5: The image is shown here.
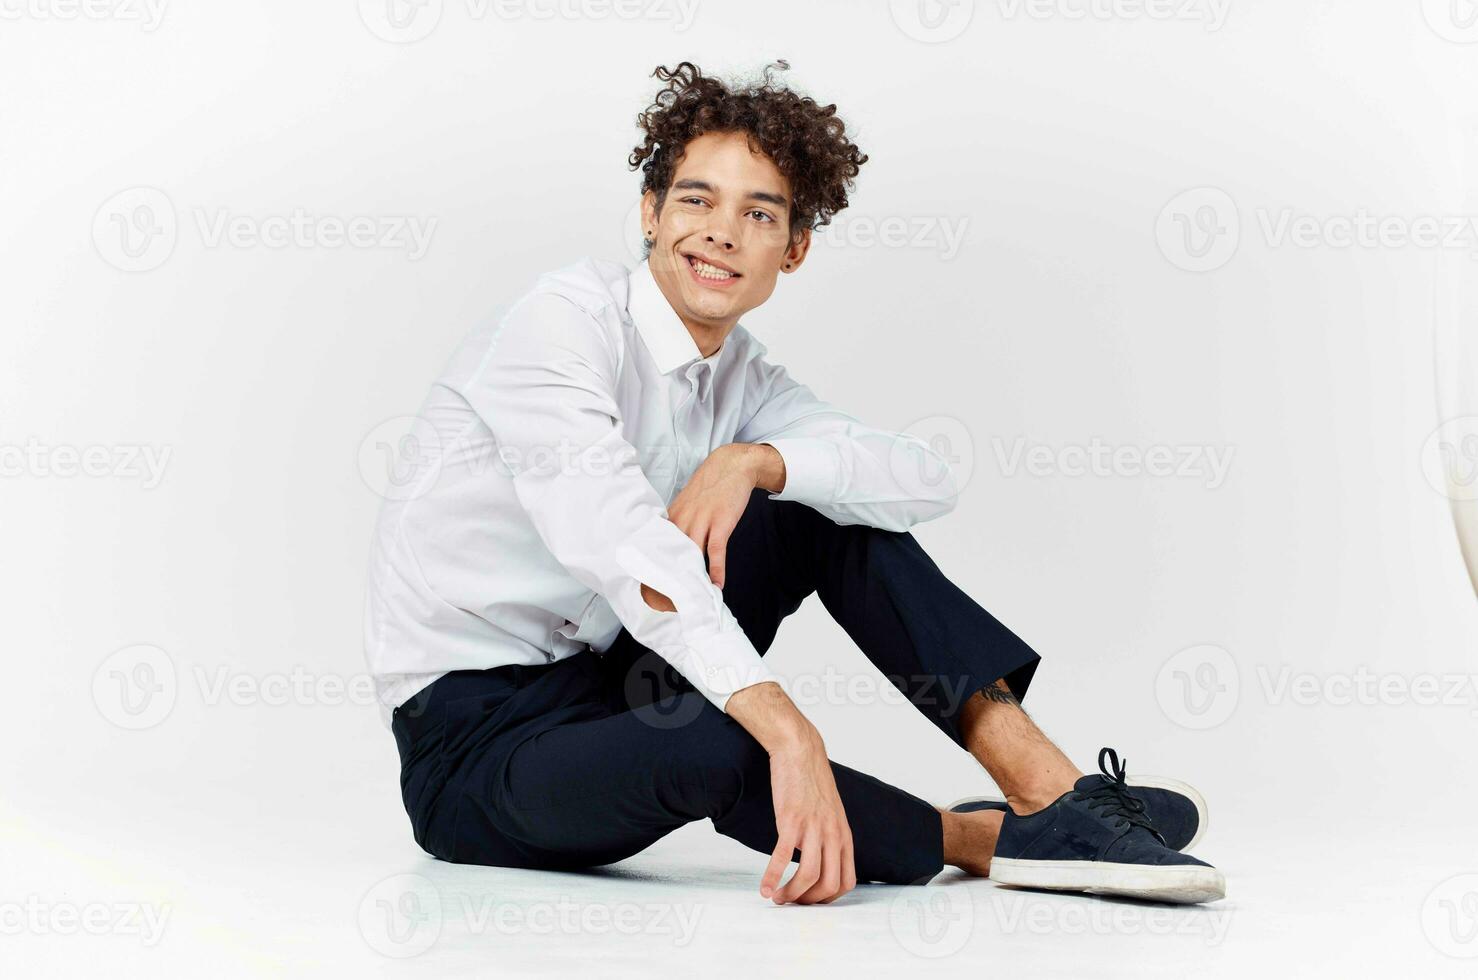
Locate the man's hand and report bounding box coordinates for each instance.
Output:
[725,682,857,906]
[668,443,785,589]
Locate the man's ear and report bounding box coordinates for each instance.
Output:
[781,226,812,274]
[640,191,660,244]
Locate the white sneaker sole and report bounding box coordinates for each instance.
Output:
[990,857,1227,905]
[947,776,1209,852]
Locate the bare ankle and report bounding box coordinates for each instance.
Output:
[940,808,1003,877]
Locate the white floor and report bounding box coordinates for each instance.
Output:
[6,761,1476,980]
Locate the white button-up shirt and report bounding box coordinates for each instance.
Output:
[363,257,959,724]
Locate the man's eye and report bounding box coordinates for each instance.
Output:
[682,197,707,207]
[749,211,774,223]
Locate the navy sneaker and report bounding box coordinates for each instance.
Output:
[948,752,1208,852]
[987,748,1225,904]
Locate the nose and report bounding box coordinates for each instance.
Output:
[704,214,738,251]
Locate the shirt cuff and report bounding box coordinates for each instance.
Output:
[762,438,840,507]
[678,629,779,713]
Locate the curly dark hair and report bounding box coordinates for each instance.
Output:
[628,61,867,247]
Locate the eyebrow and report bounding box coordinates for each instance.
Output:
[671,178,788,209]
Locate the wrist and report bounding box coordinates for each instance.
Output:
[731,442,786,494]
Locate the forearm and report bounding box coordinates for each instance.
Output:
[724,680,820,756]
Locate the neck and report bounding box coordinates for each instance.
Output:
[680,315,732,359]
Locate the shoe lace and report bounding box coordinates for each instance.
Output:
[1074,747,1166,845]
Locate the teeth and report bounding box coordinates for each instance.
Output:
[691,258,733,280]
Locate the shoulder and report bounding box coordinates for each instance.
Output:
[525,256,633,321]
[442,258,634,387]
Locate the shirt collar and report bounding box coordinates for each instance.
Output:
[627,259,706,375]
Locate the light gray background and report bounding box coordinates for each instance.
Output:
[4,1,1478,976]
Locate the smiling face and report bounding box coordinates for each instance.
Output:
[641,130,811,350]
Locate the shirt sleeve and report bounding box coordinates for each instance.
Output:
[460,291,776,712]
[736,356,959,531]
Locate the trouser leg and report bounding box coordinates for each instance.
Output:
[608,488,1041,746]
[494,696,943,884]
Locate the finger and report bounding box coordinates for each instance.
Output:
[841,834,857,894]
[819,835,856,904]
[760,834,795,900]
[707,528,728,588]
[686,516,709,556]
[801,836,841,905]
[775,832,821,905]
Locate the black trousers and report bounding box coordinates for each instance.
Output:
[392,489,1041,885]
